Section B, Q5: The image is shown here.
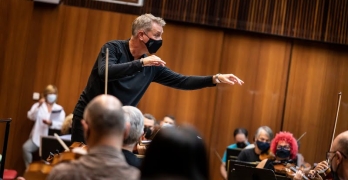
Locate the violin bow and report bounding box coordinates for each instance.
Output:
[105,48,109,95]
[54,133,70,151]
[212,148,224,164]
[330,92,342,151]
[297,132,307,142]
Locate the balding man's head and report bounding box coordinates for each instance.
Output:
[83,95,125,136]
[333,131,348,157]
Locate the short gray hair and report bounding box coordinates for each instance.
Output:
[131,13,166,36]
[123,106,144,145]
[255,126,274,141]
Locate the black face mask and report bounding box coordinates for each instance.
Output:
[236,142,247,149]
[256,140,270,152]
[330,155,341,180]
[143,33,162,54]
[275,147,291,158]
[143,126,153,139]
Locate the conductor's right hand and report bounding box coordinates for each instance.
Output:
[142,55,166,67]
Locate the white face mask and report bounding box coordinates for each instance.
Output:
[46,94,57,103]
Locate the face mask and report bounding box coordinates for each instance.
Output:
[143,33,162,54]
[144,126,153,139]
[236,142,247,149]
[275,147,291,158]
[330,155,341,180]
[46,94,57,103]
[256,140,270,152]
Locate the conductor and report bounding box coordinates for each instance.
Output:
[71,13,244,143]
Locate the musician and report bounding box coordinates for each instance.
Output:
[23,85,65,168]
[71,13,244,143]
[122,106,144,168]
[296,130,348,180]
[237,126,274,162]
[160,115,176,127]
[220,128,250,179]
[47,95,139,180]
[256,131,298,171]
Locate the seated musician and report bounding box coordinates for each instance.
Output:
[122,106,144,169]
[256,131,314,180]
[46,95,140,180]
[237,126,274,162]
[220,128,250,179]
[296,130,348,180]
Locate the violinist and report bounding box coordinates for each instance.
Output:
[256,131,298,174]
[237,126,274,162]
[47,95,140,180]
[301,131,348,180]
[220,128,250,179]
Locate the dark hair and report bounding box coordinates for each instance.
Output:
[233,128,248,138]
[144,113,156,121]
[141,126,209,180]
[165,115,176,121]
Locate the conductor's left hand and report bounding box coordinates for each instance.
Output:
[218,74,244,85]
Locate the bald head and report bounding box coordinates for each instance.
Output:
[333,131,348,157]
[84,95,125,135]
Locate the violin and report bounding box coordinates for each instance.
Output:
[273,160,309,180]
[259,149,275,161]
[23,134,88,180]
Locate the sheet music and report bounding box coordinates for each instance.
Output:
[50,109,62,121]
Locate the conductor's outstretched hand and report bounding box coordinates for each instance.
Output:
[218,74,244,85]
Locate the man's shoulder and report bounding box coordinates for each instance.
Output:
[47,161,77,180]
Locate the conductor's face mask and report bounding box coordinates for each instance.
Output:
[143,32,162,54]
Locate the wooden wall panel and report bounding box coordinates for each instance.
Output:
[0,1,348,179]
[209,33,291,179]
[137,24,224,145]
[283,41,348,165]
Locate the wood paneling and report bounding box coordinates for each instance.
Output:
[0,1,348,180]
[65,0,348,45]
[283,41,348,165]
[209,33,292,179]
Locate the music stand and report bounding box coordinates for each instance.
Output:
[226,148,242,161]
[40,136,72,160]
[228,162,277,180]
[0,118,11,180]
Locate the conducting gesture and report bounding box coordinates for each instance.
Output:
[213,73,244,85]
[141,55,166,67]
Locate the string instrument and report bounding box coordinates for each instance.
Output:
[308,92,342,180]
[273,160,309,180]
[23,134,88,180]
[259,149,275,161]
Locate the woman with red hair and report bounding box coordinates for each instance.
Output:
[256,131,298,172]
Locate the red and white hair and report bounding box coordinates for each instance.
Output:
[270,131,298,159]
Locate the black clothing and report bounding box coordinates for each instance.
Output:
[122,149,141,169]
[237,148,261,162]
[71,40,215,142]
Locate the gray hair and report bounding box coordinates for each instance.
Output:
[84,95,125,135]
[255,126,274,141]
[123,106,144,145]
[131,13,166,36]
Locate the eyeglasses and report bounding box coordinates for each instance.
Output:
[326,151,347,161]
[277,146,291,150]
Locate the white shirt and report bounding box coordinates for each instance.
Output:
[27,102,65,147]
